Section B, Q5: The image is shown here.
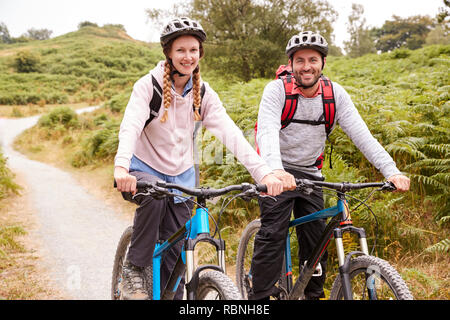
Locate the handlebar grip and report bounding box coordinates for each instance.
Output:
[256,184,267,193]
[113,180,153,189]
[137,181,152,188]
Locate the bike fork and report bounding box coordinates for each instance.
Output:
[334,226,369,300]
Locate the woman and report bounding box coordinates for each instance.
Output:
[114,17,285,300]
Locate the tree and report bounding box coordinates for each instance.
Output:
[373,15,435,52]
[24,28,53,40]
[437,0,450,25]
[147,0,338,81]
[343,4,376,57]
[0,22,11,44]
[427,0,450,45]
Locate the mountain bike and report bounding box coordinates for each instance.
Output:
[111,180,265,300]
[236,179,414,300]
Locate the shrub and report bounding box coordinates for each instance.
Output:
[78,21,98,29]
[105,91,131,113]
[0,150,20,200]
[13,50,41,73]
[38,107,79,129]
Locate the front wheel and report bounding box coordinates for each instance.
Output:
[330,255,413,300]
[236,219,288,300]
[111,226,133,300]
[196,270,242,300]
[236,219,261,299]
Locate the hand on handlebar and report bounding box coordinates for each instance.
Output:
[272,169,297,191]
[260,174,284,196]
[114,166,137,194]
[387,174,410,192]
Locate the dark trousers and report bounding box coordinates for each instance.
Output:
[249,169,327,300]
[122,171,193,300]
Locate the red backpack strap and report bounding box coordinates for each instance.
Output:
[254,73,297,155]
[320,75,336,137]
[280,75,298,129]
[320,75,336,169]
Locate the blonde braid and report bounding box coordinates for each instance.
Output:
[160,60,172,123]
[192,66,202,121]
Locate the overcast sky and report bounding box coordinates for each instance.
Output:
[0,0,445,48]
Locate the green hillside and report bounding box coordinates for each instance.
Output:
[0,25,164,106]
[1,26,449,299]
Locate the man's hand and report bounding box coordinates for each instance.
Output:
[272,169,297,191]
[388,174,410,192]
[114,166,137,194]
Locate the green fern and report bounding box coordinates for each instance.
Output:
[424,238,450,254]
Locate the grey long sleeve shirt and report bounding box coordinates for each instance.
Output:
[256,78,401,179]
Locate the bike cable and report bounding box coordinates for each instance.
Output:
[157,191,222,243]
[319,187,380,256]
[212,192,246,239]
[342,192,380,256]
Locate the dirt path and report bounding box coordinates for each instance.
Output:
[0,108,132,299]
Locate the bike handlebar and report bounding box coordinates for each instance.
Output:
[114,178,395,200]
[148,181,267,198]
[295,179,396,192]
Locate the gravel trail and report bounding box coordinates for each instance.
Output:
[0,107,131,299]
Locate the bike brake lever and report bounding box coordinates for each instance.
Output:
[258,193,278,201]
[238,187,260,202]
[380,181,396,191]
[132,185,168,200]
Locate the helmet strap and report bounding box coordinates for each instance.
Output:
[167,58,188,78]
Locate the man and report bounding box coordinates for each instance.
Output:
[250,31,410,300]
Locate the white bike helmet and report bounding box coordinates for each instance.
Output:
[160,17,206,46]
[286,31,328,58]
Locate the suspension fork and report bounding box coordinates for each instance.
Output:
[334,197,370,300]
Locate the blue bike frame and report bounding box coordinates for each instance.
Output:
[151,207,226,300]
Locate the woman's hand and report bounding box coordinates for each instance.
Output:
[260,174,284,197]
[388,174,410,192]
[114,166,137,194]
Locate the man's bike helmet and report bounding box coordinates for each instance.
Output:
[160,17,206,46]
[286,31,328,58]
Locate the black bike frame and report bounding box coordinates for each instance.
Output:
[285,193,370,300]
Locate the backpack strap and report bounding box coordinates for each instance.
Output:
[280,75,299,129]
[197,83,206,117]
[287,75,336,169]
[320,75,335,139]
[319,75,335,169]
[144,75,163,128]
[144,76,206,128]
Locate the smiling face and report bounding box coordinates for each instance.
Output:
[291,48,325,90]
[168,35,202,76]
